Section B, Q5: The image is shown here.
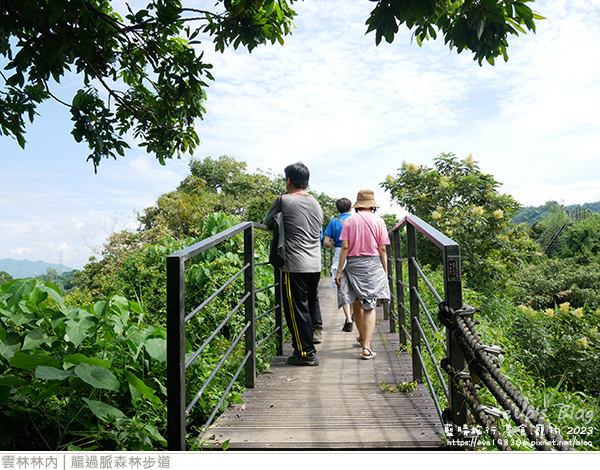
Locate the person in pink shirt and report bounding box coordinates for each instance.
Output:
[334,189,390,359]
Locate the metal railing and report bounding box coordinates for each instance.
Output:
[384,214,465,429]
[166,222,283,451]
[384,214,572,450]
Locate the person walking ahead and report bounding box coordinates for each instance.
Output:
[323,197,353,332]
[334,189,390,360]
[264,162,323,366]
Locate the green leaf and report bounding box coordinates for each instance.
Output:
[0,331,21,362]
[83,398,127,422]
[74,363,120,391]
[9,352,60,370]
[6,279,37,309]
[64,353,111,369]
[124,370,162,406]
[65,317,96,347]
[145,338,166,362]
[142,424,167,446]
[22,329,56,351]
[29,287,48,306]
[35,365,75,381]
[39,282,66,307]
[0,375,29,387]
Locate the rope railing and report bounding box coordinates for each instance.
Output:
[386,214,573,451]
[438,303,572,451]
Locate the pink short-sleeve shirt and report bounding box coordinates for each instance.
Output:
[339,211,390,257]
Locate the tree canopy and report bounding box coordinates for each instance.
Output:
[1,0,542,169]
[381,152,538,291]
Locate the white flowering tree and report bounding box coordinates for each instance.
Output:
[381,152,538,291]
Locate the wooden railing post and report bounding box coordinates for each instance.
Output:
[166,254,186,451]
[406,222,422,382]
[244,225,256,388]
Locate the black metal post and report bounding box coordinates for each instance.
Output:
[274,266,284,356]
[443,244,467,428]
[393,228,406,346]
[166,255,187,451]
[406,222,422,382]
[384,245,392,323]
[244,226,256,388]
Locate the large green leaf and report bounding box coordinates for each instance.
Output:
[0,375,29,386]
[142,424,167,446]
[74,363,119,391]
[4,309,34,326]
[40,282,66,307]
[22,329,56,351]
[145,338,166,362]
[64,353,111,369]
[0,331,21,362]
[83,398,127,422]
[65,318,95,347]
[6,279,37,309]
[35,365,75,381]
[9,352,61,370]
[124,370,162,406]
[28,286,48,307]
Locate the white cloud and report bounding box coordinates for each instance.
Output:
[9,247,32,257]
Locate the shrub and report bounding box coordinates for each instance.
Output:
[513,259,600,310]
[0,279,168,450]
[508,302,600,394]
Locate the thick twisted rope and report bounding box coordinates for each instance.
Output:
[439,302,572,451]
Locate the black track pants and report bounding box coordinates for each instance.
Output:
[282,271,321,356]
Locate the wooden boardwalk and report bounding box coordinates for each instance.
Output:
[201,277,445,450]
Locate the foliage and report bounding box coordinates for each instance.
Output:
[365,0,544,65]
[0,272,12,285]
[513,200,600,227]
[0,211,281,450]
[106,212,243,324]
[138,156,285,233]
[0,278,168,450]
[2,1,545,169]
[554,213,600,263]
[1,0,298,169]
[35,268,76,293]
[381,152,538,292]
[513,258,600,311]
[508,302,600,395]
[382,213,400,231]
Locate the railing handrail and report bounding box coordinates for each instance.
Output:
[395,214,459,250]
[166,221,281,451]
[386,214,465,434]
[168,221,268,262]
[387,213,572,451]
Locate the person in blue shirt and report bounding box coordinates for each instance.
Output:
[323,198,353,332]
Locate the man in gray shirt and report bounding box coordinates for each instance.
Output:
[264,162,323,366]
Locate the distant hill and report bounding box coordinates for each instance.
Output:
[0,258,75,278]
[513,201,600,226]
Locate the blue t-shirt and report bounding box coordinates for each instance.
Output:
[324,213,352,247]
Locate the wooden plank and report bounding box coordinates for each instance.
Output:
[200,277,445,450]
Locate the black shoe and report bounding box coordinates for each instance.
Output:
[342,321,353,332]
[287,352,319,366]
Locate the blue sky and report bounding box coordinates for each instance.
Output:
[1,0,599,270]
